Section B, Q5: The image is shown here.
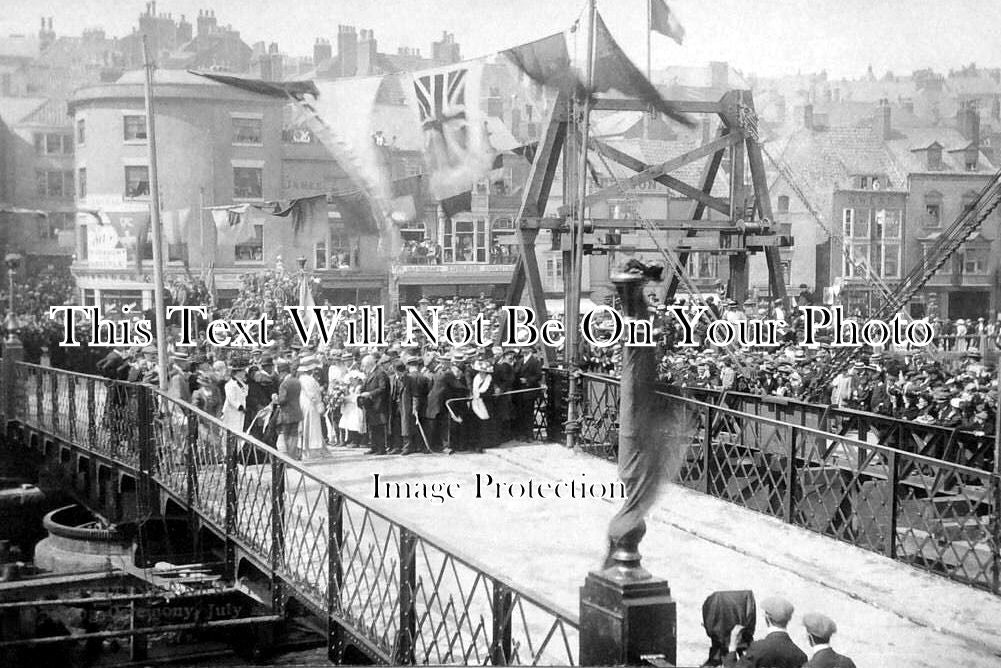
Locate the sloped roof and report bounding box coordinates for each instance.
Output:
[884,126,997,173]
[19,97,70,127]
[0,97,48,125]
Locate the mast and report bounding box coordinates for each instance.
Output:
[142,35,169,391]
[565,0,597,451]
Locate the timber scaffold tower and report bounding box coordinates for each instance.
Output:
[503,85,794,446]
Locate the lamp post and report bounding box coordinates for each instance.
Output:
[4,253,22,342]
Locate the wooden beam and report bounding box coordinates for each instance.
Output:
[590,98,723,114]
[592,140,730,216]
[559,133,740,215]
[532,217,740,230]
[507,93,567,365]
[667,128,728,299]
[742,90,787,303]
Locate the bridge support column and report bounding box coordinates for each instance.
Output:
[2,338,22,432]
[580,570,676,666]
[579,268,677,666]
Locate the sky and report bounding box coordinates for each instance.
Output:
[2,0,1001,79]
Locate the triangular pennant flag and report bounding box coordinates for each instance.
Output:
[503,20,692,127]
[592,13,692,126]
[650,0,685,45]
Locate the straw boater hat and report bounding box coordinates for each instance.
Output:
[472,358,493,373]
[297,354,321,373]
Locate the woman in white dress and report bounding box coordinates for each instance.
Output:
[297,354,327,460]
[338,369,366,446]
[221,361,249,434]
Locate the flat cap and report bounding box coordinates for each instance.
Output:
[761,596,794,625]
[802,612,837,641]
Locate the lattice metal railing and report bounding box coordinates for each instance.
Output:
[569,371,1001,595]
[9,362,579,665]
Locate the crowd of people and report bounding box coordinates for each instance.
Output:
[9,259,998,448]
[580,295,1000,433]
[89,294,547,460]
[701,592,856,667]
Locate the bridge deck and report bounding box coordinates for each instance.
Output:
[303,443,1001,668]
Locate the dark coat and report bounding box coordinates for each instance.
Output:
[401,371,431,434]
[274,374,302,425]
[426,369,467,419]
[492,360,516,421]
[360,368,390,426]
[807,648,856,668]
[723,630,808,668]
[515,354,543,388]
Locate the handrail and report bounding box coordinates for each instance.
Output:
[578,371,995,478]
[5,360,580,664]
[11,360,580,628]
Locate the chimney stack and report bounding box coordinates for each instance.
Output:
[959,104,981,147]
[880,100,892,140]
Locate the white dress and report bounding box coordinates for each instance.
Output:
[339,373,366,434]
[222,378,248,433]
[299,373,325,454]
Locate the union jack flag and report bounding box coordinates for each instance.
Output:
[413,68,468,130]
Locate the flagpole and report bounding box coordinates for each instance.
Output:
[199,187,206,271]
[645,0,652,139]
[142,35,169,392]
[565,0,597,452]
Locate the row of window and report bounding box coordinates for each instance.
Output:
[108,115,264,145]
[120,165,263,200]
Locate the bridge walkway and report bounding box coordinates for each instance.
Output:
[305,443,1001,668]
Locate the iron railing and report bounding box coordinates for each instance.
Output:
[565,371,1000,595]
[10,362,578,666]
[566,372,996,473]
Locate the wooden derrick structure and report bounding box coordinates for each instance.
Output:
[505,89,793,362]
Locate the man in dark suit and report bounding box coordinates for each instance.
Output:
[358,354,390,455]
[802,612,856,668]
[723,596,807,668]
[399,355,431,455]
[492,348,517,443]
[272,360,303,460]
[513,345,543,441]
[426,351,468,453]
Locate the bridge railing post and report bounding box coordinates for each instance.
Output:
[185,408,199,556]
[50,369,59,435]
[327,491,344,663]
[86,378,97,449]
[885,449,899,559]
[67,373,77,441]
[395,528,417,665]
[785,426,798,524]
[490,580,513,665]
[703,405,715,496]
[270,450,286,615]
[224,432,238,581]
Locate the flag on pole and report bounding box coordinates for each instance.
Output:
[502,18,692,127]
[650,0,685,45]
